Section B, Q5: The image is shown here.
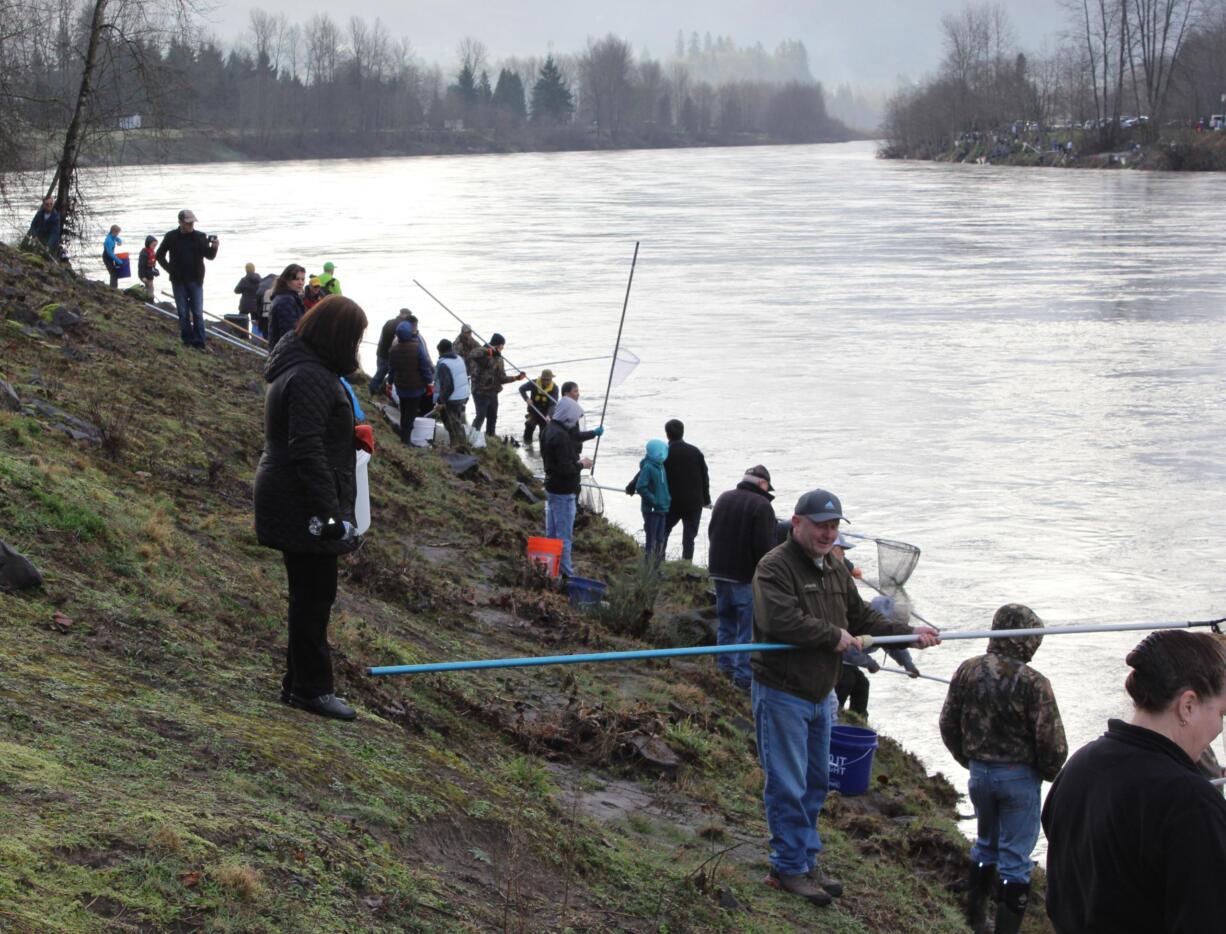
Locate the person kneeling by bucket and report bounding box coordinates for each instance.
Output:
[939,605,1067,934]
[750,489,939,908]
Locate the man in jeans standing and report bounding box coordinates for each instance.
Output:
[706,465,777,691]
[156,209,219,349]
[752,489,939,906]
[540,393,603,577]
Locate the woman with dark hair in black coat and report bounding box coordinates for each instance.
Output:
[254,294,369,720]
[265,263,307,350]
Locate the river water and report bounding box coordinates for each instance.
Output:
[7,141,1226,853]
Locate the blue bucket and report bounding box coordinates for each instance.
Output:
[566,576,607,608]
[828,725,878,796]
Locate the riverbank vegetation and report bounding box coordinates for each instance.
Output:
[0,242,1057,931]
[882,0,1226,170]
[0,0,856,246]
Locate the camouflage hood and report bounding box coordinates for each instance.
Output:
[988,604,1043,662]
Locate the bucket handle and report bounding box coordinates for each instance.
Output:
[830,746,876,770]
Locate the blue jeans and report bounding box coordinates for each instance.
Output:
[643,510,667,562]
[172,280,206,346]
[713,579,753,687]
[545,492,577,576]
[753,682,836,875]
[968,761,1041,884]
[368,357,388,396]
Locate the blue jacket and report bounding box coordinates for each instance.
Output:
[28,208,61,249]
[103,232,122,264]
[635,439,671,515]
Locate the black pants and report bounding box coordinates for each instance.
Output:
[282,551,338,698]
[664,509,702,562]
[397,394,429,445]
[473,393,499,436]
[835,665,870,717]
[523,408,547,442]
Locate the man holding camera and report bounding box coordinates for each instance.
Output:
[156,209,220,349]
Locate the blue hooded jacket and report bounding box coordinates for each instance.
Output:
[635,439,671,515]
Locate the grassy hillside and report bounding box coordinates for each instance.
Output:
[0,243,1053,932]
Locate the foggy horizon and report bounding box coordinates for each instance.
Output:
[205,0,1069,93]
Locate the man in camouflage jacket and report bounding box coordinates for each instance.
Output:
[467,333,524,437]
[939,604,1067,934]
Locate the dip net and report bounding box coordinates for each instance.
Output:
[873,538,921,591]
[579,480,605,516]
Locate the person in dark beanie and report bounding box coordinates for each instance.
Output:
[940,604,1067,934]
[707,465,778,690]
[156,208,219,348]
[389,318,434,444]
[432,338,471,448]
[468,332,525,437]
[254,295,369,721]
[660,419,710,561]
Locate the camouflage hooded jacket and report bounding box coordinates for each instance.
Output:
[938,604,1068,781]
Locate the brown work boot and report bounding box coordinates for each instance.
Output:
[809,860,843,897]
[766,868,833,907]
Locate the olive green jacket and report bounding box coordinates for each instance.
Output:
[751,535,913,702]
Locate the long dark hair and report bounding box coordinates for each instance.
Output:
[296,295,367,375]
[1124,630,1226,712]
[272,263,305,296]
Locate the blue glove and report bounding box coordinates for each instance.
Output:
[593,426,605,436]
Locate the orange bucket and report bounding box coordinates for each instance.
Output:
[526,536,564,577]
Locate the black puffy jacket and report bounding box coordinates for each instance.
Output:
[266,291,306,350]
[253,333,359,555]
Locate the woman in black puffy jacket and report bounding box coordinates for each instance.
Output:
[254,295,368,720]
[265,263,306,350]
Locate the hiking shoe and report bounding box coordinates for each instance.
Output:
[809,861,843,897]
[765,868,832,907]
[288,692,357,721]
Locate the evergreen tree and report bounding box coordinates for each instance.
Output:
[450,62,477,106]
[492,68,526,120]
[477,69,492,104]
[530,55,573,122]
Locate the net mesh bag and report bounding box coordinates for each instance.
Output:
[579,481,605,516]
[875,538,921,590]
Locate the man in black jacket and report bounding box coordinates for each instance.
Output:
[707,465,777,690]
[541,394,603,577]
[661,419,710,561]
[156,209,219,349]
[27,195,61,255]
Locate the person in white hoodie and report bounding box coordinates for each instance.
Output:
[540,392,603,576]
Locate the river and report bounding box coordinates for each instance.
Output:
[7,140,1226,854]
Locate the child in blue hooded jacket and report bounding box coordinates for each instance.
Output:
[635,439,671,562]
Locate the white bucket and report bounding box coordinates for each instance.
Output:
[465,425,487,449]
[410,417,435,447]
[433,421,449,445]
[354,449,371,534]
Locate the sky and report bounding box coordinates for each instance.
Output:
[205,0,1070,92]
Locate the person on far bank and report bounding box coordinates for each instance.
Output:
[389,318,435,444]
[369,308,412,398]
[317,261,341,295]
[254,295,369,722]
[137,236,159,301]
[431,338,470,448]
[156,209,219,349]
[102,224,123,289]
[27,194,61,255]
[541,395,602,577]
[519,369,560,444]
[468,333,525,437]
[752,489,939,907]
[707,465,777,691]
[1042,630,1226,933]
[939,604,1067,934]
[234,262,261,327]
[265,264,307,350]
[633,439,671,564]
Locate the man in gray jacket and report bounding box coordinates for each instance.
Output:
[752,488,939,907]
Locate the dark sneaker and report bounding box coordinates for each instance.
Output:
[765,869,832,907]
[288,692,357,721]
[809,861,843,897]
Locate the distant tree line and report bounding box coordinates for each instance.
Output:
[0,1,854,245]
[883,0,1226,159]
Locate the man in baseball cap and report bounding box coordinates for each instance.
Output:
[750,487,939,907]
[318,261,342,296]
[519,368,559,444]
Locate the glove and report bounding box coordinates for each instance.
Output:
[516,372,526,380]
[309,517,358,542]
[866,660,881,674]
[907,666,921,679]
[592,426,604,436]
[354,424,374,454]
[426,383,434,397]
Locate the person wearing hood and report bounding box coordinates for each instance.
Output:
[266,264,307,350]
[432,338,470,448]
[634,439,671,563]
[254,294,369,722]
[939,604,1067,934]
[138,236,159,300]
[234,263,261,319]
[540,394,603,577]
[468,333,525,438]
[389,318,435,444]
[369,308,412,397]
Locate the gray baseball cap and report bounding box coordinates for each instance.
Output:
[794,489,845,523]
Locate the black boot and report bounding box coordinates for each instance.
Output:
[965,861,995,933]
[994,880,1030,934]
